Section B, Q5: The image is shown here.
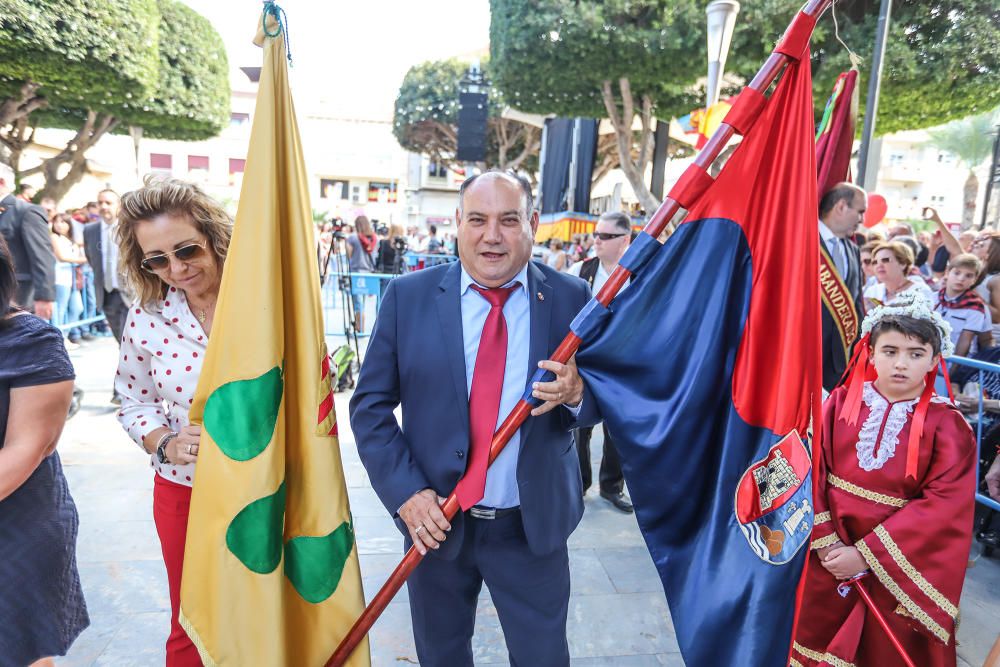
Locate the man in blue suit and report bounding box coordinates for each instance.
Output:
[350,170,597,666]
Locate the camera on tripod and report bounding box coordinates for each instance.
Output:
[327,216,347,240]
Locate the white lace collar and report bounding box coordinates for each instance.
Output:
[856,382,918,471]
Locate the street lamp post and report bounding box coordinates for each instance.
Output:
[856,0,892,189]
[652,0,738,199]
[705,0,741,111]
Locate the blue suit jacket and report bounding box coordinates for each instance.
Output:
[350,259,599,559]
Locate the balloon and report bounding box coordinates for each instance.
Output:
[864,193,888,228]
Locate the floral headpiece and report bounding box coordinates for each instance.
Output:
[859,293,954,358]
[839,293,953,481]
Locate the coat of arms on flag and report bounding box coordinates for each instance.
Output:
[735,431,813,565]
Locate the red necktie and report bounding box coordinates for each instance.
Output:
[455,283,520,510]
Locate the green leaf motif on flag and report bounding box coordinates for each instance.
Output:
[204,366,283,461]
[226,482,286,574]
[284,521,356,603]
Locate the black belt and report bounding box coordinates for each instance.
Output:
[468,505,520,520]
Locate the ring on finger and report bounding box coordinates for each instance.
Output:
[187,444,193,455]
[415,525,426,534]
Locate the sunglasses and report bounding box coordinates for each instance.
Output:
[141,242,207,273]
[594,232,627,241]
[861,258,873,265]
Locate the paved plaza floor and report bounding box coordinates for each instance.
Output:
[59,337,999,666]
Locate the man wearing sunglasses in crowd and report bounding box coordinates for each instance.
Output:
[83,188,133,404]
[566,211,634,513]
[818,182,867,393]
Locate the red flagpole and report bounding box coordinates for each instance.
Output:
[327,1,833,663]
[837,572,918,667]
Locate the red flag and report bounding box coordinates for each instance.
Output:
[815,70,858,194]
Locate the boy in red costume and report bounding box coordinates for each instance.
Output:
[792,295,976,667]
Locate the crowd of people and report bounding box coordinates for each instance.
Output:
[0,178,131,367]
[809,181,1000,666]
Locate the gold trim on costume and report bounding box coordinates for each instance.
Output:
[811,532,841,550]
[873,524,959,619]
[790,658,805,667]
[814,511,832,525]
[827,474,908,508]
[793,641,856,667]
[856,540,950,644]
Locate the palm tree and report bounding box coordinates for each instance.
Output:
[926,109,999,229]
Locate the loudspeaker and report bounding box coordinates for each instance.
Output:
[457,91,488,162]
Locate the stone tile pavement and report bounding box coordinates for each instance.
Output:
[57,337,999,666]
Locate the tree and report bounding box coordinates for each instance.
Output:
[491,0,1000,214]
[0,0,229,202]
[489,0,704,214]
[393,58,541,174]
[729,0,1000,135]
[926,109,999,229]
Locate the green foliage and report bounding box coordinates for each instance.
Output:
[0,0,160,112]
[926,109,1000,169]
[490,0,1000,135]
[393,56,538,171]
[730,0,1000,134]
[393,58,468,151]
[0,0,227,140]
[117,0,229,140]
[489,0,704,120]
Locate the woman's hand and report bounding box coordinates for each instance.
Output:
[168,424,201,464]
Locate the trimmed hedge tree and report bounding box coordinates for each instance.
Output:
[0,0,229,202]
[490,0,704,214]
[393,57,540,174]
[0,0,160,125]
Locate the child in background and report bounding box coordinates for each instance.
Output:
[792,296,976,667]
[934,253,993,357]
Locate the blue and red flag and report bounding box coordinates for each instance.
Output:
[574,40,821,666]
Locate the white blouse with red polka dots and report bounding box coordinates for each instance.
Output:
[115,286,206,487]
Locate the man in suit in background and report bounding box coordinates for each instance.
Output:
[567,210,633,513]
[0,167,55,319]
[819,182,866,392]
[350,170,598,666]
[84,188,130,403]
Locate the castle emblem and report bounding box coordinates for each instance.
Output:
[752,449,802,511]
[734,431,813,565]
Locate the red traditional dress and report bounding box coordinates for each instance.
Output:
[792,383,976,667]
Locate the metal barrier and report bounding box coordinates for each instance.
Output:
[320,252,457,339]
[55,314,108,333]
[948,355,1000,513]
[321,271,397,339]
[403,252,458,271]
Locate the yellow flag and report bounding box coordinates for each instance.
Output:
[179,9,369,666]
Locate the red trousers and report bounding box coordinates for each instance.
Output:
[152,473,203,667]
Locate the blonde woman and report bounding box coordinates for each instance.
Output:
[114,177,231,666]
[863,241,934,310]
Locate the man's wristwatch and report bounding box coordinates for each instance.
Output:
[156,432,179,464]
